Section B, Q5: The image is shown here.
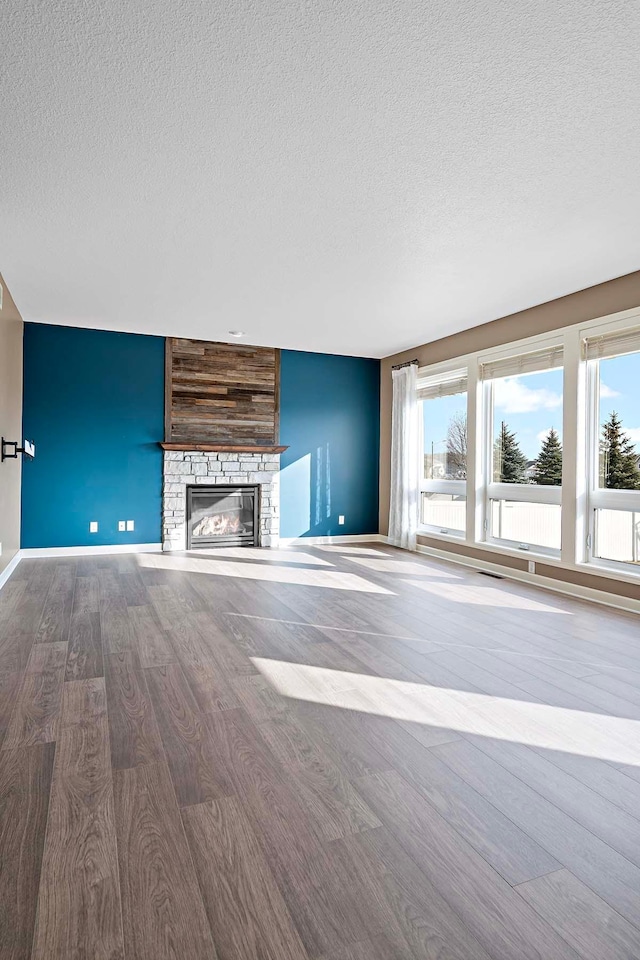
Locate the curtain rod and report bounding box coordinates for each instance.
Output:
[391,359,419,370]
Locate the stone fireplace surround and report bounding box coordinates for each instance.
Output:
[162,450,280,551]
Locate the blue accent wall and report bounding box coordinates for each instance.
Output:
[279,351,380,538]
[21,324,165,548]
[21,326,380,547]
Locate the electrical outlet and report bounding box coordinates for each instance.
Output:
[528,560,535,574]
[118,521,126,532]
[126,520,135,531]
[89,521,98,533]
[338,515,345,525]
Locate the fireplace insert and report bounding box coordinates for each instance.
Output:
[186,485,259,548]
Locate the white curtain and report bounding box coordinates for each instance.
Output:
[389,363,419,550]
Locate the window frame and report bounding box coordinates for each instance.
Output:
[583,324,640,574]
[480,336,565,558]
[417,360,469,540]
[412,305,640,582]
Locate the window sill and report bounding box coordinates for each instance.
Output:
[417,527,466,543]
[416,533,640,587]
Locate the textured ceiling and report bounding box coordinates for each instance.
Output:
[1,1,640,358]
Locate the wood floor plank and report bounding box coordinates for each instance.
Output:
[0,633,34,675]
[0,671,23,751]
[533,747,640,821]
[104,651,164,769]
[354,712,560,885]
[232,673,289,722]
[331,826,495,960]
[205,707,373,955]
[433,738,640,930]
[294,700,392,779]
[130,605,176,668]
[460,737,640,868]
[31,677,124,960]
[113,761,217,960]
[1,642,68,750]
[257,711,381,842]
[100,595,132,656]
[65,577,103,681]
[354,769,581,960]
[145,662,235,805]
[0,743,55,960]
[182,796,308,960]
[35,563,76,644]
[516,868,640,960]
[8,566,55,638]
[0,581,27,634]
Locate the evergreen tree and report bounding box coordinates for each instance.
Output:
[600,412,640,490]
[494,421,528,483]
[532,428,563,485]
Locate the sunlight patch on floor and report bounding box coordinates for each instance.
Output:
[346,556,461,578]
[406,578,572,614]
[137,554,393,593]
[251,658,640,766]
[186,547,334,566]
[315,545,392,557]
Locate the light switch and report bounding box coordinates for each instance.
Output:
[126,520,134,531]
[89,521,98,533]
[338,515,345,525]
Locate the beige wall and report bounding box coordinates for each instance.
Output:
[0,274,24,577]
[379,270,640,600]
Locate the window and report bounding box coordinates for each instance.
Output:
[481,345,563,555]
[410,309,640,582]
[418,368,467,537]
[584,325,640,570]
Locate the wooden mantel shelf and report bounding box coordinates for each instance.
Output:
[159,442,289,454]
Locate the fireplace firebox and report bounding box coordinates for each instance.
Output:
[187,485,259,548]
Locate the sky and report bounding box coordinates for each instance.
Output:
[423,352,640,462]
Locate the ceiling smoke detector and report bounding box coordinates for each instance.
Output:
[228,330,245,337]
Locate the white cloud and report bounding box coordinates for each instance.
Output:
[625,427,640,446]
[494,378,563,415]
[536,429,551,444]
[600,382,621,399]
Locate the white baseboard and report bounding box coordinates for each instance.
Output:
[20,543,162,559]
[278,534,385,547]
[413,542,640,616]
[0,550,23,590]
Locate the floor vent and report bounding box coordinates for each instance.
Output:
[478,570,505,579]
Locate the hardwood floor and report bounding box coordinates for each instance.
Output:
[1,543,640,959]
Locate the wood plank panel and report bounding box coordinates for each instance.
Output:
[205,707,373,955]
[166,338,280,445]
[353,713,560,885]
[31,678,124,960]
[129,605,176,668]
[433,738,640,930]
[65,577,103,681]
[2,642,68,750]
[182,796,308,960]
[145,663,235,805]
[330,827,494,960]
[257,712,381,842]
[35,562,76,644]
[516,869,640,960]
[0,743,55,960]
[114,761,217,960]
[355,770,580,960]
[104,651,164,769]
